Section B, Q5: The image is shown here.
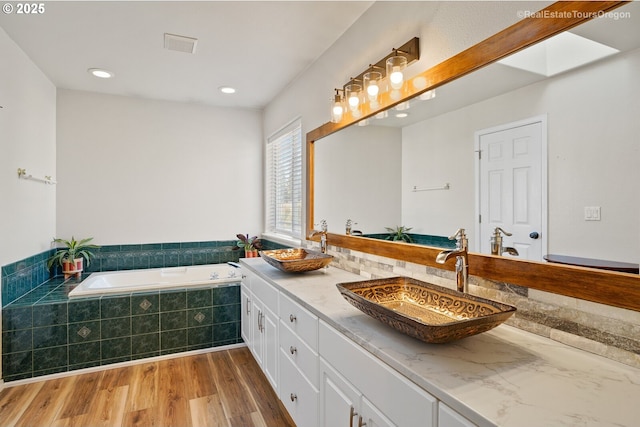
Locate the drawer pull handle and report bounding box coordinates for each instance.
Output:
[289,314,297,323]
[290,393,297,402]
[289,346,297,355]
[246,298,251,315]
[358,415,367,427]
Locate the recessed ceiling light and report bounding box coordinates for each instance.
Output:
[219,86,236,94]
[88,68,114,79]
[396,112,409,118]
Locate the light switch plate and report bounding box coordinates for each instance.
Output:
[584,206,601,221]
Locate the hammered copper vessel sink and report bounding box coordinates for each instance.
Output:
[260,248,333,273]
[337,277,516,343]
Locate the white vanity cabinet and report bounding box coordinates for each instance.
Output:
[278,292,320,427]
[438,403,478,427]
[240,268,279,391]
[319,320,438,427]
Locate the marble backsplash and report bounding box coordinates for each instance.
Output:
[312,243,640,369]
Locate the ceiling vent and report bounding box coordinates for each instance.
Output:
[164,33,198,54]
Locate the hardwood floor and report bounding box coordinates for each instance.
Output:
[0,347,296,427]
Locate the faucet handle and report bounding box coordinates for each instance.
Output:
[448,228,468,250]
[493,227,512,237]
[448,228,467,241]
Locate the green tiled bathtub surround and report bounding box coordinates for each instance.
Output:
[1,249,55,307]
[2,283,241,382]
[362,233,457,249]
[3,239,290,308]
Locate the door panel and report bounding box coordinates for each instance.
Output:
[478,118,546,261]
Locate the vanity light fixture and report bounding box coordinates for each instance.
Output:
[330,37,419,123]
[88,68,114,79]
[330,89,345,123]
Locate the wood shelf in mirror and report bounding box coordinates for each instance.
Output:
[306,1,640,313]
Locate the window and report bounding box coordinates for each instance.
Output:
[266,119,303,238]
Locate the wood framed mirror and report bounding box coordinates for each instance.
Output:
[306,1,640,312]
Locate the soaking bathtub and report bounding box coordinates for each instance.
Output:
[68,263,242,298]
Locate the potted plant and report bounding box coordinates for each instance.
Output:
[235,233,263,258]
[385,226,414,243]
[47,236,100,279]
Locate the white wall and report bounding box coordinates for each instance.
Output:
[402,49,640,262]
[0,27,56,267]
[314,125,402,233]
[56,90,263,245]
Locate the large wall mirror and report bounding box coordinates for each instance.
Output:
[307,1,640,312]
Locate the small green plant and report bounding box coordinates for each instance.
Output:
[234,233,263,252]
[47,236,100,269]
[385,226,414,243]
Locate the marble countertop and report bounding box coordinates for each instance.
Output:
[241,258,640,427]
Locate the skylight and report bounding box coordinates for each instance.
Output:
[498,32,619,77]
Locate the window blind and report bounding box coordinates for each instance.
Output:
[266,119,302,237]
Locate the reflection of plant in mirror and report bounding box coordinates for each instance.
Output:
[385,226,413,243]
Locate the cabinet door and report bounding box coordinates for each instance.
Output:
[263,305,279,391]
[319,359,360,427]
[438,403,478,427]
[361,396,395,427]
[281,350,319,427]
[250,298,264,366]
[240,284,252,345]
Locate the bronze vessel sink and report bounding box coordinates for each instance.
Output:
[260,248,333,273]
[337,277,516,343]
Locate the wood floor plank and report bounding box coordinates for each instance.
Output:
[184,353,218,399]
[82,385,129,427]
[15,376,75,427]
[0,348,295,427]
[58,370,104,418]
[125,361,159,412]
[208,350,257,420]
[157,357,192,427]
[189,394,229,427]
[0,381,44,427]
[121,408,160,427]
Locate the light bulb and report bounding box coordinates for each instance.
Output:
[367,83,379,98]
[348,94,360,110]
[332,103,344,123]
[390,69,404,90]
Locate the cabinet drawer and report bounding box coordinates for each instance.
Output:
[279,293,318,350]
[319,321,437,427]
[280,321,319,387]
[280,350,319,427]
[251,273,279,312]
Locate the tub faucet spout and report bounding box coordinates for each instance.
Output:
[436,228,469,293]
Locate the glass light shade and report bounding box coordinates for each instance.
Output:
[345,83,362,112]
[363,71,383,104]
[331,94,344,123]
[386,55,407,90]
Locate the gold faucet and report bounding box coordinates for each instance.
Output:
[436,228,469,293]
[310,219,328,253]
[490,227,519,256]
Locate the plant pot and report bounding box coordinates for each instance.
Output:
[62,258,83,279]
[245,249,259,258]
